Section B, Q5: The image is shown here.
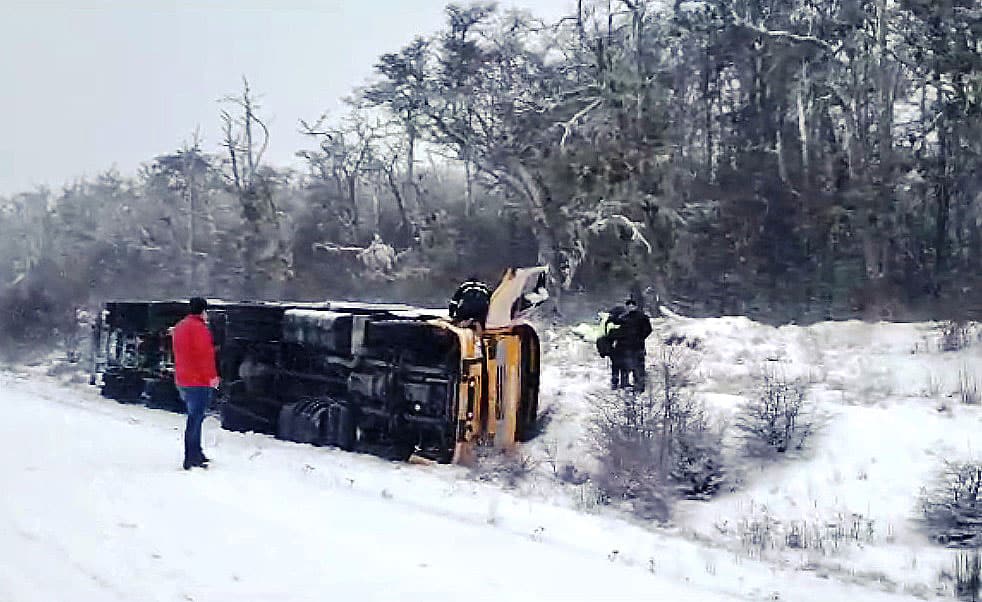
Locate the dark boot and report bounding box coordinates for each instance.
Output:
[183,457,208,470]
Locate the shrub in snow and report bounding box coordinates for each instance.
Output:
[953,549,982,601]
[649,344,726,499]
[472,451,538,489]
[939,320,975,352]
[669,423,726,500]
[662,333,702,351]
[590,342,725,519]
[557,462,589,485]
[920,460,982,548]
[925,373,943,397]
[590,391,673,520]
[734,508,878,560]
[959,369,980,406]
[542,441,590,485]
[735,370,813,457]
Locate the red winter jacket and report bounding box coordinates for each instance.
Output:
[172,314,218,387]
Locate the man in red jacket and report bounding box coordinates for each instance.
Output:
[171,297,220,470]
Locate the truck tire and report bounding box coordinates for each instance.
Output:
[336,405,356,451]
[222,402,273,434]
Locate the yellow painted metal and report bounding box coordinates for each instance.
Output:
[485,345,498,442]
[432,288,540,463]
[430,321,480,464]
[495,334,522,451]
[486,266,549,329]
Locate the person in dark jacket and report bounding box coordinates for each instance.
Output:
[609,298,653,391]
[449,276,492,327]
[171,297,220,470]
[601,304,626,387]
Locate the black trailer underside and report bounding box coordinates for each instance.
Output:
[93,300,462,462]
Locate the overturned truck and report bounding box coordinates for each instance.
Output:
[90,268,547,464]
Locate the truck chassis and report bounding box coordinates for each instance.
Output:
[91,272,544,463]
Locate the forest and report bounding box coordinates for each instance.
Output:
[1,0,979,345]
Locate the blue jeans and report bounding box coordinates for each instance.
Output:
[179,386,213,462]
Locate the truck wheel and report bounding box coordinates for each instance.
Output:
[222,402,271,434]
[336,405,356,451]
[277,403,297,441]
[322,404,341,447]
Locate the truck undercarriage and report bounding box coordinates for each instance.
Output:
[91,268,546,463]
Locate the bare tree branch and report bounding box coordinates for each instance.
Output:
[589,214,653,254]
[253,113,270,172]
[220,109,241,192]
[727,5,839,52]
[558,97,603,148]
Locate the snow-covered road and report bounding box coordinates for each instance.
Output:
[0,372,734,602]
[0,352,935,601]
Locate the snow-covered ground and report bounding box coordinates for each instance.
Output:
[2,314,980,600]
[532,315,982,600]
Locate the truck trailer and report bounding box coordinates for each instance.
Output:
[90,267,547,463]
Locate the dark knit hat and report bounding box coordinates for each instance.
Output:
[189,297,208,315]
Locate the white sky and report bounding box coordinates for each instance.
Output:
[0,0,575,196]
